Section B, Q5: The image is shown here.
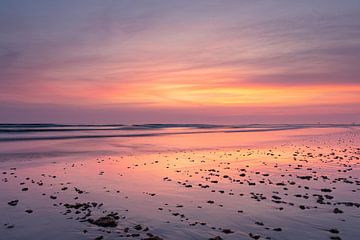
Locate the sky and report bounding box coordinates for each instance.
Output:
[0,0,359,124]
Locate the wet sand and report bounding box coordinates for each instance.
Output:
[0,125,359,239]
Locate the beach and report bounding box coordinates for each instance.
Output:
[0,124,359,240]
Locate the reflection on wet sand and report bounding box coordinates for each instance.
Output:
[0,126,359,239]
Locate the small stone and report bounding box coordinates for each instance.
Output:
[209,237,223,240]
[25,209,33,214]
[134,224,142,230]
[89,216,117,227]
[333,208,343,214]
[222,229,234,234]
[329,228,340,234]
[8,200,19,206]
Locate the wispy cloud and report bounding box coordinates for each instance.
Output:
[0,0,359,123]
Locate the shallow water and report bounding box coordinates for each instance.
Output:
[0,125,359,240]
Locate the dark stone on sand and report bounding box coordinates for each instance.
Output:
[64,202,92,211]
[222,229,234,234]
[25,209,33,214]
[329,228,340,234]
[89,216,118,227]
[134,224,142,230]
[298,175,312,180]
[333,208,343,214]
[143,237,164,240]
[74,187,85,194]
[21,187,28,191]
[325,195,334,200]
[272,195,281,200]
[8,200,19,206]
[209,237,223,240]
[321,188,332,192]
[337,201,360,207]
[330,236,342,240]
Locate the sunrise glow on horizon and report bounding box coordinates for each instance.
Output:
[1,1,359,123]
[1,2,360,239]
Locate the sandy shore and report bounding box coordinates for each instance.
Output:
[1,126,359,239]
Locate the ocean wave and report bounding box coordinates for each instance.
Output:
[0,123,357,142]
